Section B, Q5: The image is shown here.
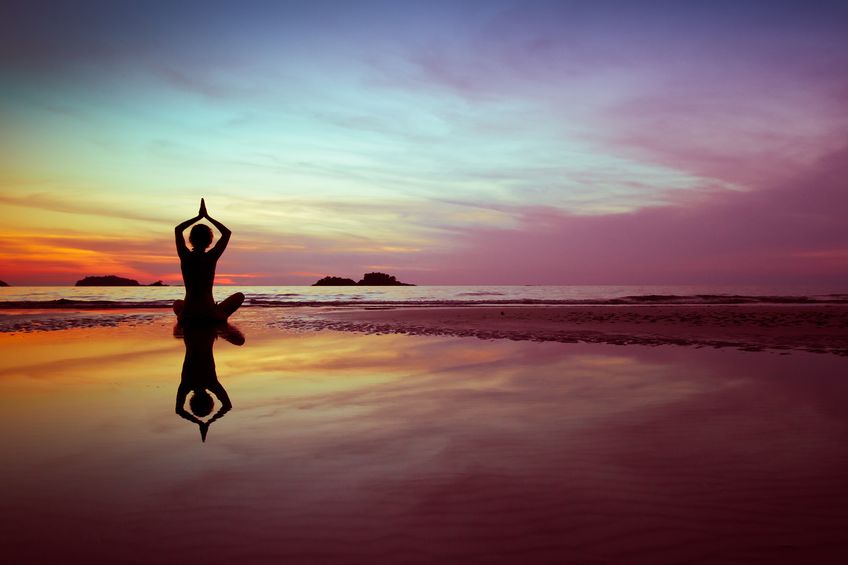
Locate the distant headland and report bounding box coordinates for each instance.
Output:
[313,272,414,286]
[76,275,140,286]
[75,276,169,287]
[0,280,8,287]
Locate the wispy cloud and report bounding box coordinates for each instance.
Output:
[3,1,848,284]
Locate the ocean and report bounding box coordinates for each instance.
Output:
[1,284,847,307]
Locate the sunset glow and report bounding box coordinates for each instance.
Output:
[2,0,847,285]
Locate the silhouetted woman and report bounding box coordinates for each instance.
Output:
[173,198,244,322]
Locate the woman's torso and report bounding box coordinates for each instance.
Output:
[180,251,217,309]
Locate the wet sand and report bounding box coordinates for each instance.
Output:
[2,316,848,563]
[6,304,848,356]
[277,304,848,356]
[3,304,847,356]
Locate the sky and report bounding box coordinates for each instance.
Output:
[1,0,847,285]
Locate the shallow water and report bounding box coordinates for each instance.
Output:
[2,283,847,307]
[1,321,848,563]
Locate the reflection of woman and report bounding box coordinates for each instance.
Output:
[175,322,245,442]
[173,198,244,323]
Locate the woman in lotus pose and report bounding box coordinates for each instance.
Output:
[173,199,244,322]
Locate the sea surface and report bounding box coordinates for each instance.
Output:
[2,321,848,563]
[2,284,847,307]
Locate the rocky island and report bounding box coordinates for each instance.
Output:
[313,272,414,286]
[358,272,413,286]
[313,276,357,286]
[76,275,141,286]
[74,276,171,286]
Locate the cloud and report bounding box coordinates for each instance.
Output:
[3,1,848,285]
[0,234,161,284]
[414,143,848,284]
[0,193,166,224]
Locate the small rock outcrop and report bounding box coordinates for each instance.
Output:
[76,275,140,287]
[357,272,413,286]
[313,276,357,286]
[312,272,414,286]
[148,280,169,286]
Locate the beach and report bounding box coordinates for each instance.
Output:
[282,303,848,356]
[6,0,848,562]
[5,302,846,356]
[2,305,848,563]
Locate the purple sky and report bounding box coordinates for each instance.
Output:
[1,0,847,285]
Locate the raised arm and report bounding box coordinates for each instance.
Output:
[200,199,232,259]
[175,212,202,257]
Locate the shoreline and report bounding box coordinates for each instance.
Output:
[3,303,847,356]
[3,298,848,310]
[275,304,848,357]
[2,292,848,310]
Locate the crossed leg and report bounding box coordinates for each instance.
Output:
[218,292,245,318]
[173,293,243,322]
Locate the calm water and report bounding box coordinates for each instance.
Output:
[1,320,848,563]
[2,284,847,306]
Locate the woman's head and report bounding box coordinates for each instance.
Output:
[189,390,214,417]
[189,224,213,250]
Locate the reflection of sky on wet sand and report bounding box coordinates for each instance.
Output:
[2,324,848,563]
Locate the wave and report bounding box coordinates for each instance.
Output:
[457,291,507,296]
[2,294,848,309]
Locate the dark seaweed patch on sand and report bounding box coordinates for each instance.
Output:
[0,312,165,333]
